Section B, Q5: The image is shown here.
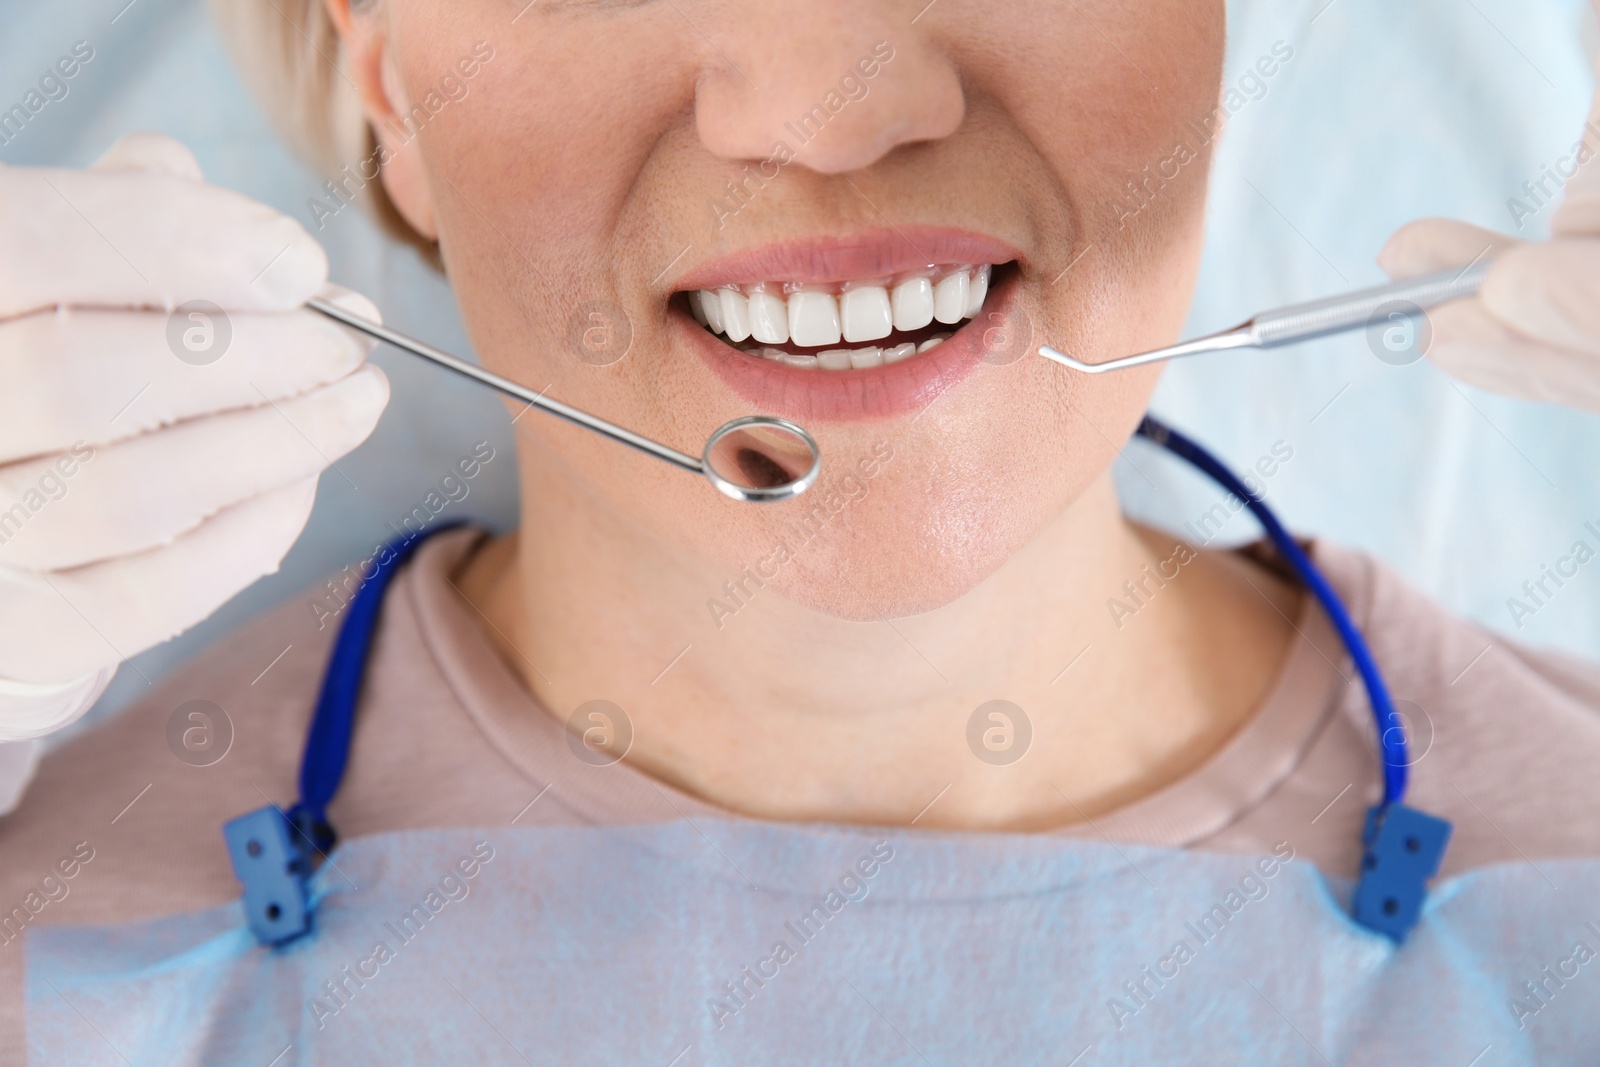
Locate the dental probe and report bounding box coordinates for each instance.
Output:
[1038,259,1493,374]
[306,297,821,503]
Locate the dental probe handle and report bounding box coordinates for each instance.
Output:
[306,297,705,474]
[1039,258,1494,374]
[1246,259,1492,348]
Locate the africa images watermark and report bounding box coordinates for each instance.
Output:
[707,41,897,230]
[705,439,894,629]
[1105,541,1198,631]
[707,840,895,1031]
[1508,920,1600,1030]
[1180,439,1294,546]
[0,441,96,548]
[0,841,96,949]
[0,40,95,148]
[309,840,495,1030]
[305,41,496,231]
[1114,41,1295,230]
[307,440,497,630]
[1106,439,1294,630]
[1105,842,1296,1032]
[1506,116,1600,230]
[1504,518,1600,631]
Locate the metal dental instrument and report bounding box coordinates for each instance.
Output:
[307,297,821,503]
[1038,259,1493,374]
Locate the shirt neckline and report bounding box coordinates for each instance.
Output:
[401,527,1354,845]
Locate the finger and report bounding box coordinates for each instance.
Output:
[0,167,326,319]
[1479,238,1600,356]
[1552,68,1600,235]
[0,363,388,571]
[1425,300,1600,412]
[1377,218,1521,279]
[314,281,381,326]
[89,131,204,181]
[0,287,379,462]
[0,476,320,684]
[0,669,114,743]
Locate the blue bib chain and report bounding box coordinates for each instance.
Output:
[223,524,463,946]
[225,423,1450,948]
[1135,417,1451,940]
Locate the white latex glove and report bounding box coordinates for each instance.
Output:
[0,132,389,748]
[1379,81,1600,411]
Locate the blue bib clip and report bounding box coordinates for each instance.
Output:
[1351,802,1453,942]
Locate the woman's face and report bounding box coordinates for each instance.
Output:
[361,0,1225,619]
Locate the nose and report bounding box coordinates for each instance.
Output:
[692,2,965,175]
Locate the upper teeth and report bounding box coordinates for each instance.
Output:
[688,264,991,349]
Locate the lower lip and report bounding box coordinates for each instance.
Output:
[679,270,1021,423]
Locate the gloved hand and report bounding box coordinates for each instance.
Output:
[0,132,389,749]
[1379,84,1600,411]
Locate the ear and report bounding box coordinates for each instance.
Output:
[323,0,438,241]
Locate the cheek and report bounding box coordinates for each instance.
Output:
[419,26,721,495]
[978,0,1226,249]
[419,12,693,307]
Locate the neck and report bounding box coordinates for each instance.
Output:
[460,461,1299,831]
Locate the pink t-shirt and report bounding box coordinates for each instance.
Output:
[1,527,1598,1060]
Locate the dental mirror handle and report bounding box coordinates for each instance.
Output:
[1040,258,1492,374]
[306,297,704,474]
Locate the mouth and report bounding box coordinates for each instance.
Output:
[670,229,1025,422]
[687,261,994,367]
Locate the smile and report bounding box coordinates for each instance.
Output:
[685,263,992,370]
[670,229,1026,421]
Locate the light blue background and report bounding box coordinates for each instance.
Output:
[2,0,1596,725]
[1123,0,1600,656]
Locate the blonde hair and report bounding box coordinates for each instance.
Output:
[206,0,438,263]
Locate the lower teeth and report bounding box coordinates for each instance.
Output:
[742,334,951,371]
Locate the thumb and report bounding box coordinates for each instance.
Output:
[90,131,204,182]
[1377,218,1520,280]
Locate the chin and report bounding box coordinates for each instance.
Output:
[772,512,1032,623]
[701,408,1110,622]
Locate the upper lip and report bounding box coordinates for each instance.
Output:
[669,226,1024,292]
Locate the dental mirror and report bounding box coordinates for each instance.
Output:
[702,416,822,502]
[307,297,821,503]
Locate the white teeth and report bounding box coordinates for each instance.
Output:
[718,289,752,343]
[739,335,943,371]
[965,264,990,319]
[788,291,842,347]
[748,290,789,344]
[690,265,999,370]
[933,271,970,325]
[840,286,893,343]
[696,290,724,333]
[891,277,935,332]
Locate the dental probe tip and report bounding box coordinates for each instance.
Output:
[1037,345,1107,373]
